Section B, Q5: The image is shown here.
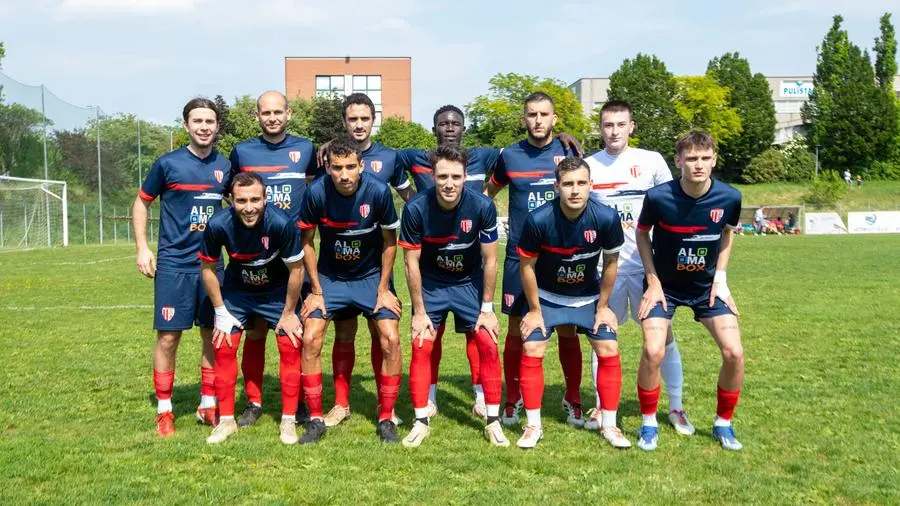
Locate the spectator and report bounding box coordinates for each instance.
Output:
[753,207,766,235]
[856,175,863,189]
[844,169,852,187]
[786,213,798,234]
[773,216,785,235]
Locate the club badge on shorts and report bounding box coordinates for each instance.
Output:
[460,219,472,233]
[710,208,724,223]
[161,306,176,322]
[504,293,515,308]
[359,204,370,218]
[289,151,302,163]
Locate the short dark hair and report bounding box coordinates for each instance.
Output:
[342,93,375,118]
[327,134,362,163]
[554,156,589,181]
[599,100,633,120]
[428,144,468,170]
[433,105,465,126]
[182,97,219,122]
[524,92,555,113]
[675,130,717,155]
[229,172,264,196]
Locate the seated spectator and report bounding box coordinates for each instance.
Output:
[774,217,785,234]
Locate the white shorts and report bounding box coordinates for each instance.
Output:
[609,272,643,324]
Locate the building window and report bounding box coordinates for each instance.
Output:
[316,75,345,97]
[352,75,383,130]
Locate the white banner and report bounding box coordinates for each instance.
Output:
[847,211,900,234]
[804,212,847,235]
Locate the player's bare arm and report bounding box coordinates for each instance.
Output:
[636,227,667,319]
[709,227,739,315]
[132,196,156,278]
[475,239,500,342]
[276,260,305,347]
[201,260,243,349]
[374,228,402,317]
[397,185,417,203]
[403,247,433,346]
[300,228,325,319]
[484,179,505,199]
[556,133,584,158]
[595,251,620,334]
[518,255,546,340]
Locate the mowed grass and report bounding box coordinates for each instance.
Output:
[0,236,898,505]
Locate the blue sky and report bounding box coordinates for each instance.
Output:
[0,0,895,127]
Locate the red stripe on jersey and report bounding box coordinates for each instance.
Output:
[229,252,261,261]
[411,165,432,174]
[298,220,316,230]
[515,246,538,258]
[242,165,288,172]
[657,220,707,234]
[398,240,421,250]
[637,223,653,232]
[320,218,359,229]
[507,171,554,179]
[592,182,629,190]
[138,189,155,202]
[422,235,458,245]
[198,253,219,263]
[489,174,507,188]
[166,183,214,192]
[540,244,581,255]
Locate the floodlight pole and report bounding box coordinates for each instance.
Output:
[96,106,103,245]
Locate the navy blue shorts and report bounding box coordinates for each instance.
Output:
[153,269,219,331]
[307,272,399,321]
[222,284,297,332]
[521,299,616,342]
[642,283,734,321]
[501,256,528,315]
[421,280,482,332]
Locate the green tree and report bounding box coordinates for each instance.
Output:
[214,95,260,155]
[743,149,786,184]
[874,13,897,93]
[0,103,49,177]
[373,116,436,149]
[707,52,777,181]
[307,94,346,147]
[465,73,589,148]
[673,76,742,145]
[607,54,687,164]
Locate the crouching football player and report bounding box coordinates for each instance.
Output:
[399,145,508,448]
[516,157,630,449]
[199,172,305,445]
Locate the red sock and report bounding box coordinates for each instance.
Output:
[464,330,482,385]
[429,324,445,385]
[200,367,215,398]
[638,384,661,416]
[558,333,583,404]
[241,336,266,405]
[519,355,544,411]
[596,354,622,411]
[503,334,523,404]
[409,338,434,409]
[213,331,243,417]
[301,373,323,419]
[378,374,402,422]
[474,328,501,406]
[716,386,741,420]
[332,342,355,408]
[153,369,174,402]
[371,335,383,404]
[276,335,301,417]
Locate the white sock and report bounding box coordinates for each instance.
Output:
[281,414,295,423]
[157,398,172,414]
[428,384,437,404]
[473,384,485,403]
[414,407,431,420]
[591,352,600,408]
[525,408,542,428]
[601,410,617,428]
[714,416,732,427]
[660,339,684,412]
[486,404,500,417]
[642,413,658,427]
[200,395,217,409]
[220,415,235,422]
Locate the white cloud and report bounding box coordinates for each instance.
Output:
[58,0,208,15]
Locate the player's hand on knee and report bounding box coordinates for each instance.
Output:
[638,283,665,320]
[411,313,434,348]
[711,271,739,316]
[136,248,156,278]
[301,293,326,319]
[375,290,402,317]
[476,311,500,343]
[213,306,243,348]
[594,306,618,334]
[519,311,545,341]
[276,313,303,347]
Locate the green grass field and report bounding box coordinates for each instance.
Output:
[1,236,898,504]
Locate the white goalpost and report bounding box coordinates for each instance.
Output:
[0,175,69,248]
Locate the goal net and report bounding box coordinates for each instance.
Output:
[0,175,69,248]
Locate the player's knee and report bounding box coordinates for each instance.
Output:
[721,343,744,365]
[522,341,546,358]
[641,344,665,367]
[593,339,618,357]
[156,333,180,353]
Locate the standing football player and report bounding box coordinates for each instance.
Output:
[132,98,229,436]
[635,130,745,451]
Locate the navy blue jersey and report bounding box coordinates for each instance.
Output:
[139,147,230,272]
[199,203,304,293]
[516,198,624,304]
[228,134,316,222]
[637,179,742,295]
[396,147,501,193]
[490,138,569,259]
[312,142,410,191]
[399,186,498,285]
[299,173,400,280]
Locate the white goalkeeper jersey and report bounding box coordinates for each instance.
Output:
[585,147,673,275]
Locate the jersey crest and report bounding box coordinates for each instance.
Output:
[161,306,175,322]
[289,151,301,163]
[261,236,269,249]
[710,208,724,223]
[359,204,370,218]
[584,229,597,243]
[460,219,472,233]
[370,160,383,173]
[630,165,641,178]
[554,155,565,166]
[214,170,223,183]
[504,293,515,308]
